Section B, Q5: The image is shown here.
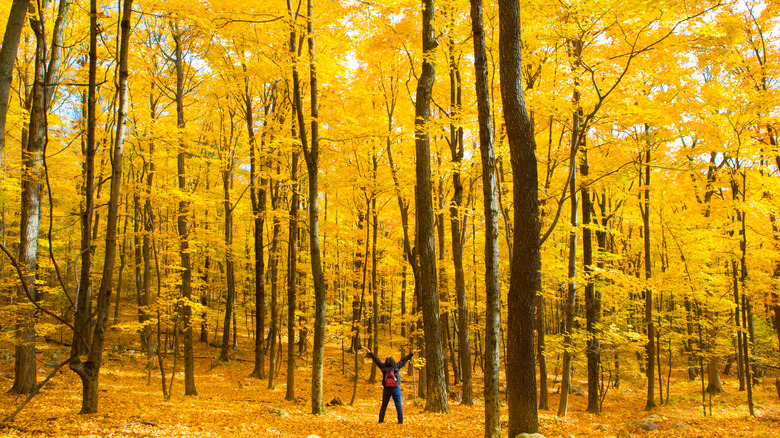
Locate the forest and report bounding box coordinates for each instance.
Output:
[0,0,778,436]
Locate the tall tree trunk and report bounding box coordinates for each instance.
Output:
[414,0,448,414]
[370,156,379,384]
[0,0,30,156]
[69,0,132,414]
[14,0,70,395]
[140,90,157,368]
[470,0,501,434]
[582,136,600,414]
[498,0,540,433]
[285,152,299,399]
[305,0,328,414]
[641,145,656,410]
[247,80,267,380]
[557,104,579,418]
[447,49,472,403]
[170,22,196,395]
[74,0,95,358]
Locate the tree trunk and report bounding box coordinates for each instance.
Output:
[0,0,30,154]
[582,138,600,414]
[15,0,71,395]
[470,0,501,433]
[74,0,96,358]
[498,0,541,433]
[70,0,132,413]
[641,146,656,410]
[284,0,327,414]
[286,152,299,399]
[557,101,580,419]
[247,81,267,380]
[170,21,196,395]
[414,0,449,414]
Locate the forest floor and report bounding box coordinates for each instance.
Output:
[1,325,779,437]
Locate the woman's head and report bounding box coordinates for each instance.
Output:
[384,356,396,368]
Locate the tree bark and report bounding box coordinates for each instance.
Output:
[498,0,540,432]
[446,48,472,403]
[285,152,299,399]
[0,0,30,155]
[641,145,656,410]
[414,0,449,414]
[247,81,267,380]
[170,21,196,395]
[69,0,132,413]
[582,136,600,414]
[470,0,501,433]
[557,105,579,418]
[14,0,71,395]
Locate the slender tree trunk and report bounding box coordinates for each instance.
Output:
[286,0,327,414]
[169,22,196,394]
[447,84,472,402]
[557,103,580,418]
[470,0,501,433]
[499,0,540,432]
[69,0,132,413]
[74,0,95,358]
[642,146,656,410]
[582,137,600,414]
[286,152,299,400]
[247,82,267,380]
[370,171,379,384]
[141,93,157,367]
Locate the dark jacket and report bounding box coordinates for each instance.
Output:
[368,351,414,388]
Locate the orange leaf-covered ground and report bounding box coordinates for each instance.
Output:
[2,327,779,437]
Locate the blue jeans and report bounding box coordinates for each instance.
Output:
[378,386,403,424]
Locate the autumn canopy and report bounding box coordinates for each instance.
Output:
[0,0,779,436]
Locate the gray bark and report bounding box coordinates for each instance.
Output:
[469,0,500,434]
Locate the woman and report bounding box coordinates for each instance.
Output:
[361,346,417,424]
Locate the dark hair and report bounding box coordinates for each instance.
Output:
[384,356,396,369]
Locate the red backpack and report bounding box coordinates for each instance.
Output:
[384,370,398,387]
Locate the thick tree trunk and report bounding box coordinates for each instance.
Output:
[470,0,501,433]
[414,0,449,414]
[498,0,541,433]
[12,9,45,397]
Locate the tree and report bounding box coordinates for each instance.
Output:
[13,0,71,395]
[413,0,449,414]
[69,0,133,413]
[498,0,541,433]
[469,0,501,433]
[0,0,30,156]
